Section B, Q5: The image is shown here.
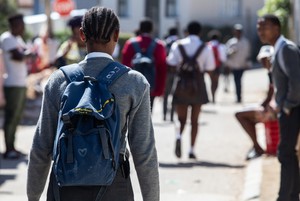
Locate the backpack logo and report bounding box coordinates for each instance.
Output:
[131,39,157,91]
[52,62,129,187]
[78,148,87,157]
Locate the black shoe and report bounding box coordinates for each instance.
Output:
[189,153,197,159]
[3,149,26,160]
[246,148,263,161]
[175,139,181,158]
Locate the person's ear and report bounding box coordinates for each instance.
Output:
[79,28,86,42]
[113,29,119,42]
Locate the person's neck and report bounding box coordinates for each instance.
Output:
[86,41,113,55]
[270,35,281,46]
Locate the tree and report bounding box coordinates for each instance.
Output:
[257,0,291,37]
[0,0,17,34]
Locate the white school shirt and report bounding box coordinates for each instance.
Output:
[0,31,28,87]
[167,35,216,72]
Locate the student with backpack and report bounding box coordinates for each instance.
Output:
[27,7,159,201]
[122,19,167,111]
[207,29,227,103]
[167,21,215,159]
[163,27,179,121]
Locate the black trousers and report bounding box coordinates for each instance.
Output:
[232,69,244,102]
[47,168,134,201]
[277,106,300,201]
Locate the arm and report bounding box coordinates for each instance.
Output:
[127,85,159,201]
[27,71,64,201]
[261,83,274,108]
[121,40,135,67]
[280,45,300,112]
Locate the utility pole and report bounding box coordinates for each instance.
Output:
[44,0,53,35]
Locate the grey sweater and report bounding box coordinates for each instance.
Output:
[273,37,300,110]
[27,55,160,201]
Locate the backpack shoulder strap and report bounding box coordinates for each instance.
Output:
[60,63,84,83]
[145,39,157,57]
[178,43,189,62]
[192,43,206,61]
[131,38,142,54]
[97,62,130,85]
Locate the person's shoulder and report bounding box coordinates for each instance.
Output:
[282,39,299,53]
[0,31,13,41]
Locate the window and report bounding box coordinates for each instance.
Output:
[118,0,129,17]
[166,0,177,17]
[222,0,242,18]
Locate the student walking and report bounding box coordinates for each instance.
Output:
[163,27,179,121]
[122,19,167,111]
[167,21,215,159]
[225,24,251,103]
[207,29,227,103]
[27,7,159,201]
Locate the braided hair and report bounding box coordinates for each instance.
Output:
[82,7,120,44]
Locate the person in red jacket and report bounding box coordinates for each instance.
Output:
[122,19,167,111]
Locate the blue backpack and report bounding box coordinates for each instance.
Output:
[52,61,129,187]
[131,39,157,91]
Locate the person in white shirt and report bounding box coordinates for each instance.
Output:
[207,29,227,103]
[225,24,251,103]
[167,21,215,159]
[0,13,29,159]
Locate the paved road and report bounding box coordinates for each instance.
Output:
[0,67,280,201]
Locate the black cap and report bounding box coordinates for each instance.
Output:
[8,13,24,24]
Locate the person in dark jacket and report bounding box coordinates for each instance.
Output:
[257,14,300,201]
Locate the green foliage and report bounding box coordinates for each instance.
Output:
[0,0,17,34]
[257,0,291,36]
[54,30,72,45]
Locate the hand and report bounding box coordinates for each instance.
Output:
[283,107,291,116]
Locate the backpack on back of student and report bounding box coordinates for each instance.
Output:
[131,39,157,91]
[207,41,222,68]
[52,61,129,190]
[173,43,206,100]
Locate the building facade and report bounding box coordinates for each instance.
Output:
[26,0,264,41]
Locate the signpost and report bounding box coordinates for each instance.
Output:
[53,0,75,16]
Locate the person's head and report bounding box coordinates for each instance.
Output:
[168,27,178,36]
[139,18,153,34]
[8,13,25,36]
[208,29,222,41]
[187,21,202,36]
[80,7,120,54]
[256,45,274,70]
[233,24,243,39]
[68,15,83,43]
[256,14,281,46]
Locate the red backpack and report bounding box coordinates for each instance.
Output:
[208,42,222,68]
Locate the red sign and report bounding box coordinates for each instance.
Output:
[53,0,75,16]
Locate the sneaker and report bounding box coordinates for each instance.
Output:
[246,148,263,161]
[175,139,181,158]
[189,153,197,159]
[3,149,25,160]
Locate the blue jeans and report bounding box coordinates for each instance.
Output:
[277,106,300,201]
[232,69,244,102]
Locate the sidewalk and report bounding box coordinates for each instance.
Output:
[0,68,281,201]
[242,123,280,201]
